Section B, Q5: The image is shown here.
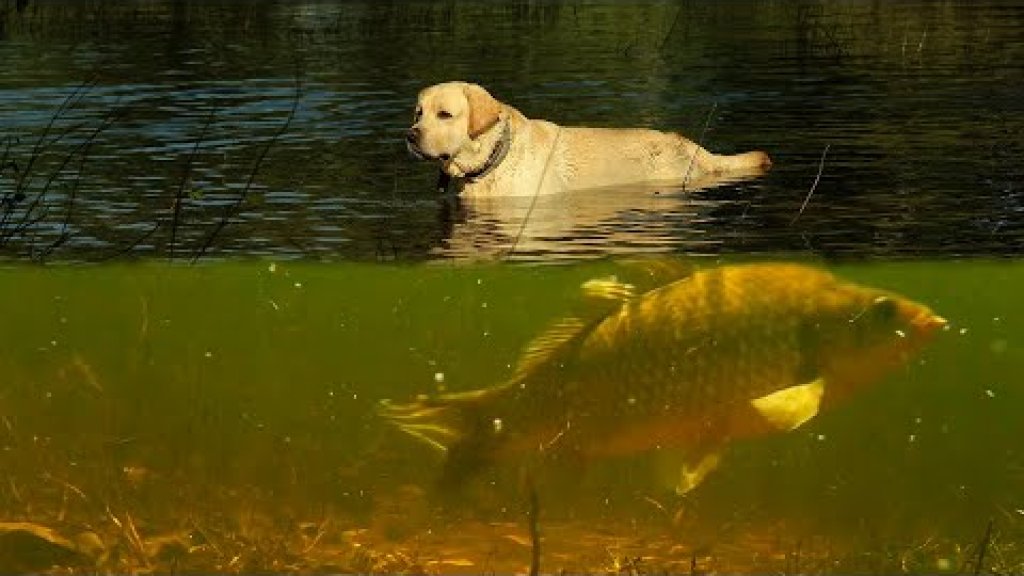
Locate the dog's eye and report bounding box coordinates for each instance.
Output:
[437,110,453,120]
[413,107,422,120]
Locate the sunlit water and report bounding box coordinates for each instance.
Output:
[0,1,1022,573]
[0,0,1021,262]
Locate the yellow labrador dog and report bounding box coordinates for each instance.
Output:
[406,81,771,197]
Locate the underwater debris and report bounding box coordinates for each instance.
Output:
[0,521,104,572]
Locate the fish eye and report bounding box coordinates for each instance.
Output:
[437,110,453,120]
[871,296,899,321]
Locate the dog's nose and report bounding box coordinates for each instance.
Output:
[405,127,419,143]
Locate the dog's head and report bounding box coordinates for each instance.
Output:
[406,82,503,163]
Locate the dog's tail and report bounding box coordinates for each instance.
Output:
[713,150,772,173]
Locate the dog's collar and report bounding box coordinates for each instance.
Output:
[462,117,512,182]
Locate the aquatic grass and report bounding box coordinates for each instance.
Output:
[190,77,302,263]
[0,79,120,261]
[793,3,851,60]
[1,449,1022,574]
[0,77,302,263]
[34,103,121,260]
[168,105,217,261]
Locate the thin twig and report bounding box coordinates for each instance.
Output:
[98,220,161,261]
[189,518,223,559]
[4,98,119,247]
[505,126,561,259]
[791,143,830,224]
[301,518,330,554]
[124,511,149,564]
[526,472,541,576]
[170,105,216,260]
[682,102,718,191]
[11,78,93,199]
[192,78,301,263]
[36,111,110,260]
[1,78,96,241]
[973,519,994,576]
[41,473,89,502]
[658,4,684,51]
[7,477,22,503]
[106,505,151,568]
[0,135,17,181]
[642,495,669,518]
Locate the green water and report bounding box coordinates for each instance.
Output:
[0,258,1020,571]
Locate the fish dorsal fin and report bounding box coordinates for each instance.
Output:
[580,275,636,303]
[617,257,696,291]
[750,378,825,432]
[581,258,696,304]
[512,317,586,381]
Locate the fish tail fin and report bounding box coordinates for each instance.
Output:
[378,388,504,491]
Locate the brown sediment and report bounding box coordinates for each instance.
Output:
[3,492,1019,575]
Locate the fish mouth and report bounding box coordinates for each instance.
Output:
[912,311,948,334]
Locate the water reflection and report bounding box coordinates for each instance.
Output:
[437,176,758,261]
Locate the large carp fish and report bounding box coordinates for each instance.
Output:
[380,261,946,494]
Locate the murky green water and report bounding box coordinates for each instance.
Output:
[0,258,1021,572]
[1,0,1023,572]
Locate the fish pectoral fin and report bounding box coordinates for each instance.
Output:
[580,275,636,303]
[655,448,724,495]
[750,377,825,432]
[393,422,460,453]
[676,451,722,495]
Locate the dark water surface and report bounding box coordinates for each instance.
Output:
[0,0,1021,262]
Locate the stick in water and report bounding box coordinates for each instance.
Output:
[526,472,541,576]
[792,143,830,224]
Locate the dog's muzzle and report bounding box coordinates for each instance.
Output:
[405,128,427,160]
[406,128,450,161]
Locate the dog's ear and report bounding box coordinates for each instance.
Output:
[463,83,502,138]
